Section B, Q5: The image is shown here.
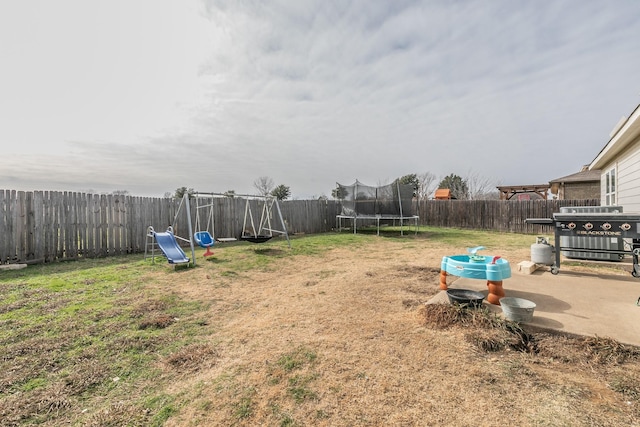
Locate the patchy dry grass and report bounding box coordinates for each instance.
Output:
[1,228,640,426]
[163,343,219,372]
[0,257,210,426]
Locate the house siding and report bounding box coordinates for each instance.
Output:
[603,137,640,211]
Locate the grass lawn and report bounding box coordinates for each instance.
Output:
[1,226,639,426]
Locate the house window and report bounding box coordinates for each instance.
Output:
[605,168,616,205]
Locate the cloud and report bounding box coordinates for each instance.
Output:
[2,0,640,197]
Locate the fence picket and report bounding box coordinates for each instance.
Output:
[33,191,44,261]
[16,191,26,262]
[0,191,6,263]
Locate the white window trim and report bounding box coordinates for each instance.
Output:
[605,167,616,206]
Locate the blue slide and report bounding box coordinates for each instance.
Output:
[154,231,190,264]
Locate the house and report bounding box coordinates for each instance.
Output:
[548,167,601,200]
[589,103,640,210]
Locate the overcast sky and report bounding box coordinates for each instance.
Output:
[2,0,640,199]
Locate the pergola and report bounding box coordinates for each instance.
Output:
[496,184,550,200]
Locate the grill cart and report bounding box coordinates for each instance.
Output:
[526,213,640,276]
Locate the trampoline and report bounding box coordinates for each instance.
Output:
[335,180,419,236]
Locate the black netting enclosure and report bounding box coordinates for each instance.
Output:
[335,180,418,235]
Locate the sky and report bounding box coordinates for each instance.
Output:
[2,0,640,199]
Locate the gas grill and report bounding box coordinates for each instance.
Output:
[526,213,640,276]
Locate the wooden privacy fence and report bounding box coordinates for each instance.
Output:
[416,198,601,234]
[0,191,341,264]
[0,189,600,265]
[0,191,191,264]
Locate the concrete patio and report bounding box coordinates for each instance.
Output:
[434,266,640,347]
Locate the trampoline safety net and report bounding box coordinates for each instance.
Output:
[336,180,415,217]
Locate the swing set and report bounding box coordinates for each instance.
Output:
[192,192,291,255]
[239,194,290,245]
[146,193,291,267]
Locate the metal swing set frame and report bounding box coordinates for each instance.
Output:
[240,194,290,246]
[146,192,291,268]
[193,192,291,248]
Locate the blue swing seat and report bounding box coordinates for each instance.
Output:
[194,231,214,248]
[194,231,215,257]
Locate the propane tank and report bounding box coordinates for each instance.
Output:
[531,237,554,265]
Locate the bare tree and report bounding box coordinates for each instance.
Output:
[465,169,500,200]
[417,172,438,200]
[253,176,275,196]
